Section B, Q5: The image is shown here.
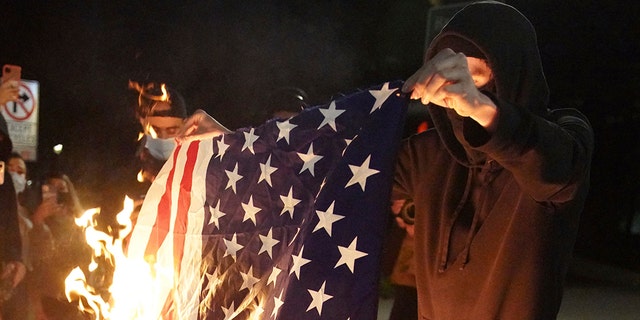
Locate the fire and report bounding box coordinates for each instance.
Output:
[65,197,174,320]
[129,81,170,103]
[158,84,169,102]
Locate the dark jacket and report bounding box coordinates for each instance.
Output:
[0,114,22,264]
[392,2,594,319]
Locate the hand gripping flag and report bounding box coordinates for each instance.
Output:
[126,81,408,319]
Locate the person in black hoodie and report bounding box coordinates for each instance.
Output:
[394,1,593,319]
[0,108,26,319]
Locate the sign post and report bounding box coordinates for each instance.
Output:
[0,79,39,161]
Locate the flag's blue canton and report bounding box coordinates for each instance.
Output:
[200,81,407,319]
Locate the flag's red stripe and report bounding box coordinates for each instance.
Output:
[144,144,182,258]
[160,295,176,320]
[159,142,200,320]
[173,141,200,274]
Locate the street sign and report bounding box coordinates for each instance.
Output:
[1,79,39,161]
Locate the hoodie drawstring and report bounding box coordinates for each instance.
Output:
[460,160,500,269]
[438,168,474,273]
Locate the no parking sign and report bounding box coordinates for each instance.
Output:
[1,79,39,161]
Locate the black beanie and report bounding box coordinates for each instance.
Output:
[136,83,187,119]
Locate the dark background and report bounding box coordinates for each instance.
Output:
[1,0,639,271]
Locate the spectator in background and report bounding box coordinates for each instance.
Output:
[28,172,91,320]
[0,109,26,320]
[259,86,310,124]
[3,152,33,319]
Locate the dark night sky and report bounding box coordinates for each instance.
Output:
[2,1,640,265]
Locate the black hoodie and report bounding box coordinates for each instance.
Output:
[392,2,593,319]
[0,114,22,264]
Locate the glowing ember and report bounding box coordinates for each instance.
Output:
[65,197,174,320]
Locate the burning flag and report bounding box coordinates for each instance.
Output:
[124,81,408,319]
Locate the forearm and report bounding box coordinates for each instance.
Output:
[474,102,593,202]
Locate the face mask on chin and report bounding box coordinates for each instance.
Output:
[144,135,177,161]
[10,171,26,194]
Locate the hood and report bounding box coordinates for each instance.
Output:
[0,114,12,161]
[426,1,550,165]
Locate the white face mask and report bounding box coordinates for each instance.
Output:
[144,135,177,161]
[10,171,26,194]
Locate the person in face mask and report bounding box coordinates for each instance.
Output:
[130,82,188,182]
[3,153,33,319]
[8,153,27,195]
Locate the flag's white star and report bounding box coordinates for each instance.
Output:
[272,291,284,317]
[306,281,333,316]
[290,246,311,280]
[241,196,261,226]
[202,270,221,308]
[221,301,236,320]
[276,119,297,144]
[215,136,230,160]
[259,228,280,259]
[318,100,345,131]
[225,163,243,193]
[239,266,260,291]
[280,186,301,219]
[204,269,221,295]
[369,82,395,113]
[267,266,282,287]
[208,199,226,229]
[335,237,368,273]
[223,233,244,261]
[258,155,278,187]
[345,155,379,191]
[242,127,259,154]
[313,201,345,236]
[297,143,323,176]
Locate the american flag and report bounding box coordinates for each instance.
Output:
[126,81,408,319]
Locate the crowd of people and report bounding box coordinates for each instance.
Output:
[1,2,593,319]
[1,70,93,319]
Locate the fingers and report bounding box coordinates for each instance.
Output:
[175,109,232,144]
[403,49,471,105]
[0,80,20,103]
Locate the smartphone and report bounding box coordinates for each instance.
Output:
[41,184,56,201]
[1,64,21,83]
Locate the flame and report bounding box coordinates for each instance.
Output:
[65,197,174,320]
[137,170,144,183]
[128,80,144,93]
[158,84,169,102]
[146,124,158,139]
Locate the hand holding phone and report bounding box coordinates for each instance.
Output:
[0,65,20,105]
[1,65,21,83]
